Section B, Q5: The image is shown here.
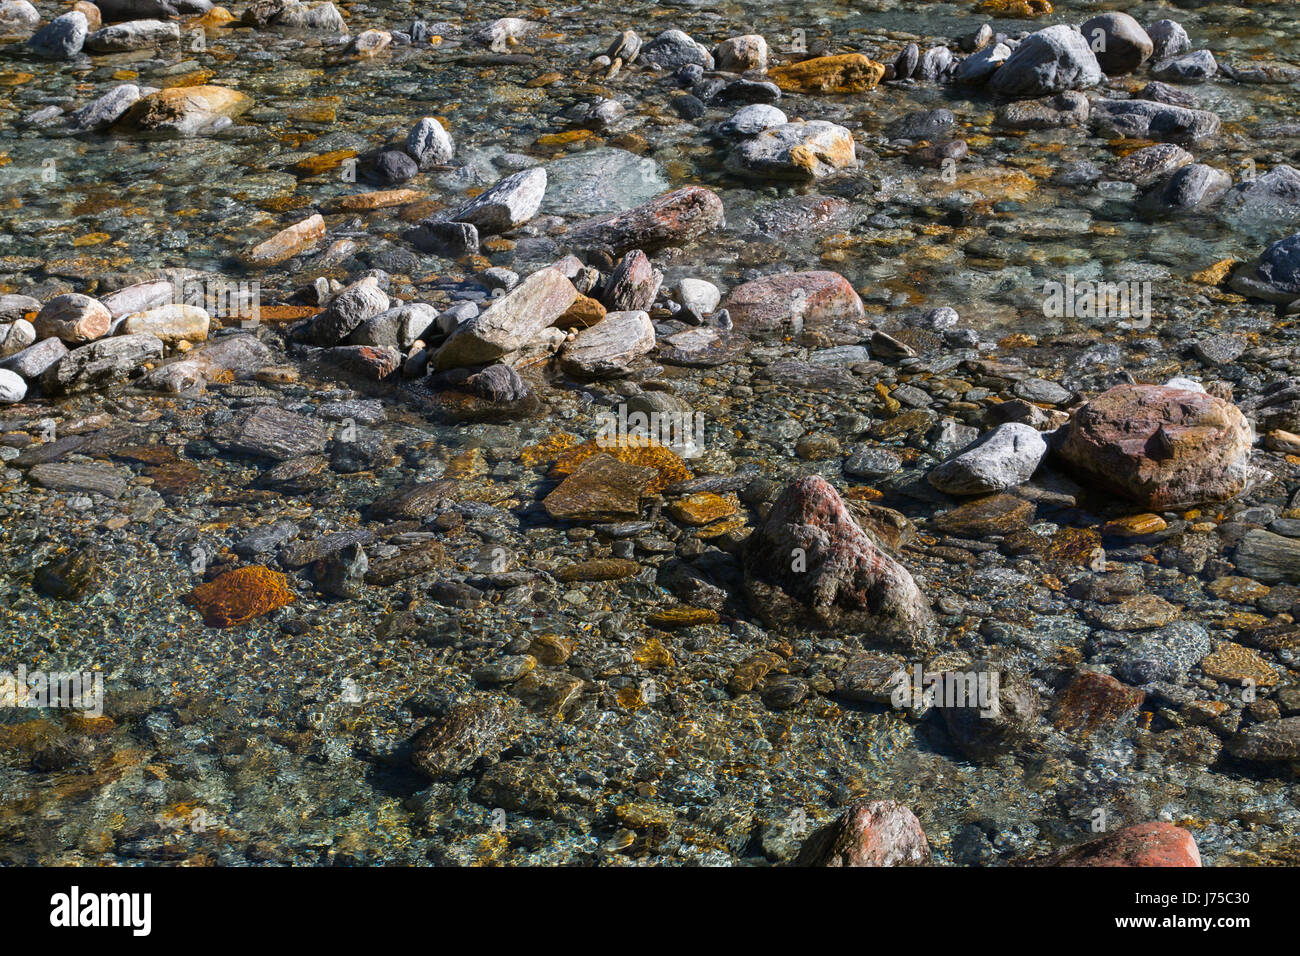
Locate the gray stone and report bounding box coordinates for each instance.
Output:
[990,25,1102,97]
[1090,98,1221,145]
[541,149,664,218]
[727,121,856,181]
[1160,163,1232,209]
[84,19,179,53]
[715,104,787,138]
[0,336,67,380]
[450,167,546,235]
[39,333,162,395]
[406,116,454,168]
[558,310,655,378]
[310,277,389,346]
[1152,49,1217,83]
[928,422,1047,495]
[642,29,712,70]
[27,11,87,59]
[68,84,143,131]
[1236,529,1300,584]
[1147,19,1190,60]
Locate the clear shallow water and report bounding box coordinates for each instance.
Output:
[0,1,1299,866]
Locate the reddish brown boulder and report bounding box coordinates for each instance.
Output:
[1052,670,1144,736]
[795,800,931,867]
[563,186,724,256]
[1056,383,1253,509]
[743,476,933,650]
[724,270,864,337]
[1045,822,1202,867]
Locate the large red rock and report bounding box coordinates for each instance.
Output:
[795,800,931,867]
[743,476,933,651]
[724,270,864,337]
[1056,384,1253,509]
[1045,822,1202,867]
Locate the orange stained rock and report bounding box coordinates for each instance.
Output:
[550,440,691,493]
[768,54,885,94]
[186,566,295,628]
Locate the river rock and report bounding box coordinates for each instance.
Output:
[210,405,328,461]
[435,266,577,370]
[0,294,39,323]
[34,294,111,344]
[1220,166,1300,230]
[139,333,272,391]
[1152,49,1217,83]
[743,475,933,650]
[1080,13,1152,74]
[1235,530,1300,584]
[768,53,884,93]
[600,250,661,312]
[68,84,142,131]
[0,336,68,380]
[641,29,712,70]
[714,34,766,73]
[0,368,26,403]
[558,310,654,379]
[1109,143,1192,188]
[244,213,326,267]
[724,270,864,337]
[1160,163,1232,209]
[1089,98,1220,145]
[1056,383,1253,509]
[1148,20,1190,60]
[1255,233,1300,297]
[450,167,546,235]
[716,104,787,138]
[990,25,1102,97]
[406,116,454,168]
[84,18,178,52]
[310,277,389,346]
[1226,717,1300,761]
[28,11,87,58]
[273,0,345,31]
[0,319,35,358]
[794,801,931,867]
[1044,822,1201,866]
[0,0,39,33]
[928,423,1047,495]
[563,186,724,256]
[120,304,209,343]
[118,85,252,135]
[40,333,163,395]
[727,120,855,181]
[995,91,1089,130]
[543,452,658,521]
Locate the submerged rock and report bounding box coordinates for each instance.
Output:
[794,801,931,867]
[1042,822,1201,867]
[724,270,864,338]
[743,476,933,650]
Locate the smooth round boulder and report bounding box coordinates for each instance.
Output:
[1080,12,1153,75]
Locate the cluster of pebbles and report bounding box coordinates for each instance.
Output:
[2,2,1300,866]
